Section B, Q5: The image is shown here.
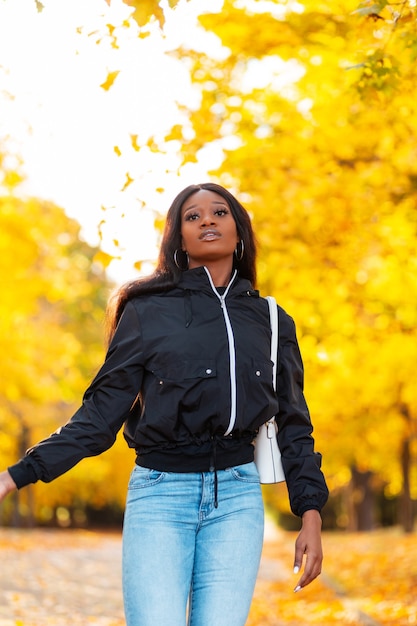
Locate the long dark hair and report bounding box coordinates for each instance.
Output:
[105,182,257,342]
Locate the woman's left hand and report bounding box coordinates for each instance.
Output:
[0,470,17,504]
[293,509,323,591]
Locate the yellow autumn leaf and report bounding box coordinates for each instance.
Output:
[93,249,115,268]
[130,133,140,152]
[121,172,134,191]
[100,70,120,91]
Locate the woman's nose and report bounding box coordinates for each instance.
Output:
[200,212,215,226]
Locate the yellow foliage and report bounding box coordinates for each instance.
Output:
[0,194,121,520]
[161,0,417,509]
[121,0,189,29]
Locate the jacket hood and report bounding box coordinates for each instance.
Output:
[177,266,259,298]
[176,266,259,328]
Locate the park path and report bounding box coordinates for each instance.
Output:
[0,521,381,626]
[0,527,124,626]
[0,519,290,626]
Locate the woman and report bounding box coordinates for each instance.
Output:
[0,183,328,626]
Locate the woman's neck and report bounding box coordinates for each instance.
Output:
[203,261,234,288]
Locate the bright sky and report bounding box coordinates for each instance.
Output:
[0,0,225,282]
[0,0,303,283]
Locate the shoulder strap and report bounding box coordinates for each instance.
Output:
[266,296,278,391]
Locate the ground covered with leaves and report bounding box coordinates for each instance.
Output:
[249,526,417,626]
[0,525,415,625]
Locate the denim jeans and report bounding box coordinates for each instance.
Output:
[122,462,264,626]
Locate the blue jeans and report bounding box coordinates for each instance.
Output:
[122,462,264,626]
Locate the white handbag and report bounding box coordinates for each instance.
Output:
[254,296,286,484]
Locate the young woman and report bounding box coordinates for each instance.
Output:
[0,183,328,626]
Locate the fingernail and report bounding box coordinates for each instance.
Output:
[293,566,300,574]
[294,585,302,593]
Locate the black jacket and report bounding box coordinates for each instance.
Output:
[9,267,328,516]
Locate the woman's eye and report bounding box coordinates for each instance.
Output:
[215,209,229,216]
[185,212,199,221]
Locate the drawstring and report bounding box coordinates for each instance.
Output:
[210,437,219,508]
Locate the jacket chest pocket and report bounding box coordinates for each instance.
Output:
[236,359,278,429]
[154,359,217,389]
[147,359,218,435]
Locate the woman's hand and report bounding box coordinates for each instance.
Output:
[0,470,17,503]
[293,509,323,591]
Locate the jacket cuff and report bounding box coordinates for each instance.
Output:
[8,459,39,490]
[298,504,321,518]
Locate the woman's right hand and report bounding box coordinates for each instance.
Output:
[0,470,17,502]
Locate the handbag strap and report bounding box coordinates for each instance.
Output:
[266,296,278,392]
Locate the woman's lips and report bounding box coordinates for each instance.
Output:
[199,229,221,241]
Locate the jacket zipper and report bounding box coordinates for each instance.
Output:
[204,267,238,436]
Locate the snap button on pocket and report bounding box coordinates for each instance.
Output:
[205,368,212,375]
[255,370,261,377]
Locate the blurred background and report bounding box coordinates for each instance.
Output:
[0,0,416,535]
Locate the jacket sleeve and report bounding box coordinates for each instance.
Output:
[8,301,144,489]
[276,308,329,517]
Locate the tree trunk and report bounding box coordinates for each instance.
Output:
[10,422,35,527]
[347,466,375,531]
[399,437,413,533]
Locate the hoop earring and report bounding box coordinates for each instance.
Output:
[174,249,189,270]
[235,239,244,261]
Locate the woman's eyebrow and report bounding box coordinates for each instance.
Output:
[183,204,198,213]
[183,200,228,214]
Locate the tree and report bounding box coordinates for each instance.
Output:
[12,0,416,530]
[0,193,134,525]
[146,0,417,530]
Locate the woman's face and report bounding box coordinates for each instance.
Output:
[180,189,239,269]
